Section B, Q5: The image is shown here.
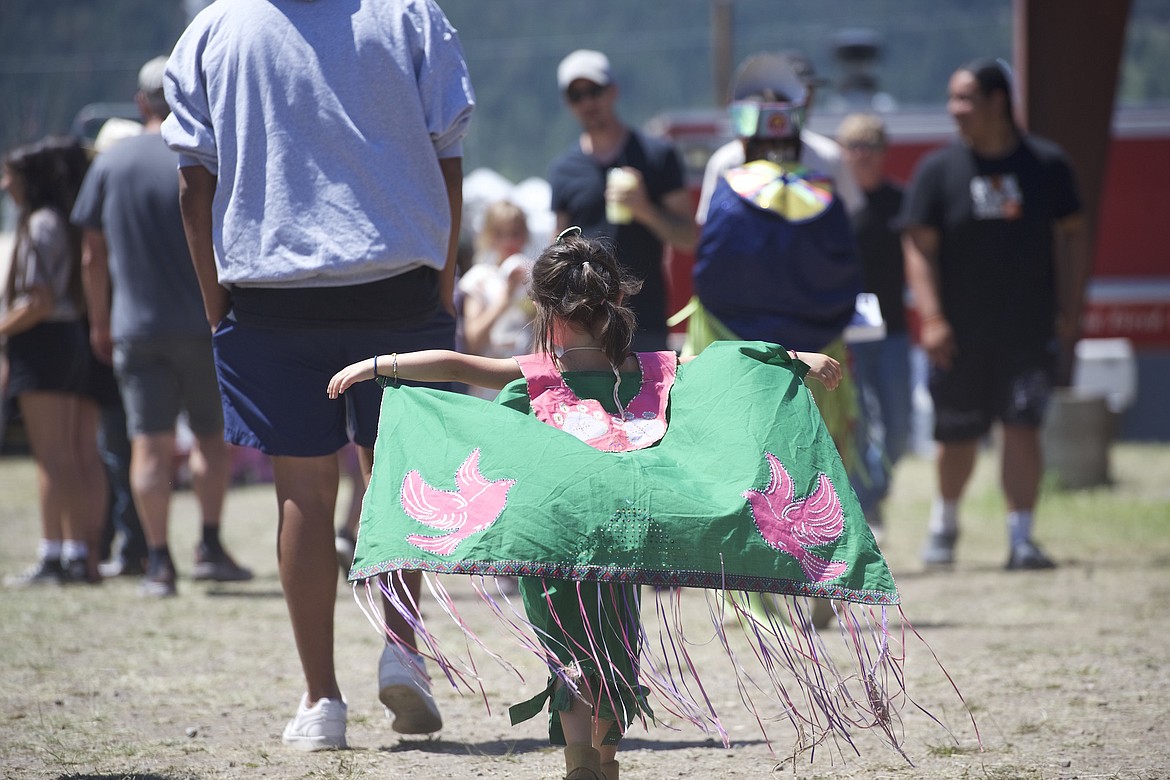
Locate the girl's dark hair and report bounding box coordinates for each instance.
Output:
[529,232,642,368]
[959,58,1017,127]
[3,136,90,310]
[3,135,89,216]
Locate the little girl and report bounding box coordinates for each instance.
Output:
[459,200,535,364]
[329,229,897,777]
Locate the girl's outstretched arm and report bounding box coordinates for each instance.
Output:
[677,350,840,390]
[327,350,523,398]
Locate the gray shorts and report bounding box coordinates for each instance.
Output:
[114,335,224,438]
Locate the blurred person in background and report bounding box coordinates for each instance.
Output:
[549,49,697,351]
[836,113,912,541]
[459,200,534,392]
[72,56,252,598]
[901,59,1089,570]
[689,54,866,628]
[86,115,149,582]
[1,136,107,586]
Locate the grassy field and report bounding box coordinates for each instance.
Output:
[1,442,1168,780]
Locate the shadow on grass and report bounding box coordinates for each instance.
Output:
[374,735,760,755]
[203,588,285,599]
[57,774,196,780]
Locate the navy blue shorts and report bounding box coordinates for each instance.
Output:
[210,310,456,457]
[930,340,1055,442]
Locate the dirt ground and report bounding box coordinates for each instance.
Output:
[2,444,1169,780]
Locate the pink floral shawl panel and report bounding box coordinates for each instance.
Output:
[514,351,678,452]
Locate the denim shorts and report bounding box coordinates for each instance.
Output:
[210,309,456,456]
[930,339,1055,442]
[114,335,224,437]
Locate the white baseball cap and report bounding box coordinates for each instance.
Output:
[137,56,168,94]
[557,49,612,91]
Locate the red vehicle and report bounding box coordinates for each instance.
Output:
[649,104,1170,439]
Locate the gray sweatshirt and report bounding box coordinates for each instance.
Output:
[162,0,475,289]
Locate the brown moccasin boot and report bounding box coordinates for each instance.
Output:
[564,745,603,780]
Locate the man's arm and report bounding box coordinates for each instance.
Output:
[1053,212,1091,386]
[177,165,229,330]
[438,156,463,316]
[80,229,114,364]
[902,224,955,370]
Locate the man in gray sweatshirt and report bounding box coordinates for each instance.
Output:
[163,0,475,751]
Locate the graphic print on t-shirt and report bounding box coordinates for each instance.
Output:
[970,173,1023,221]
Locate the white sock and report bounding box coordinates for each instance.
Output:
[1007,510,1034,548]
[62,540,88,562]
[38,539,63,561]
[929,498,959,535]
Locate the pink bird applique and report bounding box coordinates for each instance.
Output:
[401,449,516,556]
[742,451,848,582]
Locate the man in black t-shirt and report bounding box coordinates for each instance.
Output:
[548,49,697,351]
[901,60,1090,571]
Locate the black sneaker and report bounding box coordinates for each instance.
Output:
[1006,539,1057,571]
[140,563,178,597]
[921,529,959,566]
[61,557,100,585]
[192,543,253,582]
[4,558,65,587]
[98,556,147,578]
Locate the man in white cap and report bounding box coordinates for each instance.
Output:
[71,56,252,597]
[548,49,697,351]
[696,51,862,225]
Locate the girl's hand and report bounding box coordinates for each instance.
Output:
[798,352,842,391]
[327,357,377,399]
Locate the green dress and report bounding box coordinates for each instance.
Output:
[497,362,656,744]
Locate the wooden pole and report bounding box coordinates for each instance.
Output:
[711,0,734,107]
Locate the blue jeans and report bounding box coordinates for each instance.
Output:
[98,398,146,562]
[848,332,912,511]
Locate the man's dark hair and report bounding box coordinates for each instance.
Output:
[960,58,1016,127]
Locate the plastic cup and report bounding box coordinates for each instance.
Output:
[606,167,636,225]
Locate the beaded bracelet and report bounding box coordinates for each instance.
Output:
[374,352,399,389]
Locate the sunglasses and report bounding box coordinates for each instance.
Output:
[566,83,608,104]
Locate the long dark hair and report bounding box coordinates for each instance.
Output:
[3,135,90,310]
[959,58,1017,128]
[529,230,642,368]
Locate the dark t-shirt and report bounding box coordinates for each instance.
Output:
[900,135,1080,346]
[548,130,686,336]
[853,181,907,334]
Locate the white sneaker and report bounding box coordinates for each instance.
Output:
[378,646,442,734]
[281,694,347,751]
